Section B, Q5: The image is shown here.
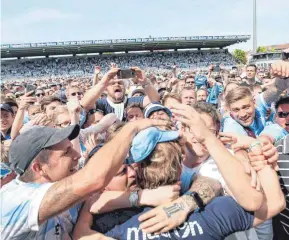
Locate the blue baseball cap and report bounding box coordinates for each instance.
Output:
[144,103,172,118]
[126,127,179,164]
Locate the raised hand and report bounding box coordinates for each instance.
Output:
[171,104,212,143]
[128,118,171,134]
[19,91,37,110]
[94,66,101,74]
[271,61,289,78]
[130,66,148,85]
[100,68,120,88]
[67,100,81,114]
[84,133,101,155]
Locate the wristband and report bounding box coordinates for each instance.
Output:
[185,191,205,210]
[248,141,262,152]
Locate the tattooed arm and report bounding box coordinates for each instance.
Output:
[38,119,168,225]
[138,176,222,234]
[263,61,289,104]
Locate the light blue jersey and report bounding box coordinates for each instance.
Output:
[1,177,81,240]
[222,93,271,137]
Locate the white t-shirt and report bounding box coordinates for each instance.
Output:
[0,177,81,240]
[194,156,226,188]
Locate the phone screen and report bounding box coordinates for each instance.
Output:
[25,85,36,96]
[117,69,136,79]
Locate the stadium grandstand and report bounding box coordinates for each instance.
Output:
[1,35,250,81]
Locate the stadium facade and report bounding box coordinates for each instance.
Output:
[1,35,250,59]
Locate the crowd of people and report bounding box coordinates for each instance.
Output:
[1,50,237,81]
[1,53,289,240]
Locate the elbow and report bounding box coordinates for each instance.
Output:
[242,193,263,212]
[268,196,286,219]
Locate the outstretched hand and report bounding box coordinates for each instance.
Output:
[171,104,212,143]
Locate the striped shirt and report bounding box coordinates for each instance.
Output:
[95,96,144,120]
[0,177,81,240]
[273,135,289,239]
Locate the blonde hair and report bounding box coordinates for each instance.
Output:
[225,86,253,106]
[1,144,9,163]
[137,142,182,189]
[105,122,126,142]
[162,93,181,106]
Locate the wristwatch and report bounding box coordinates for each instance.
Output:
[185,191,205,210]
[129,190,140,208]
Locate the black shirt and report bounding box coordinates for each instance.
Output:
[273,135,289,239]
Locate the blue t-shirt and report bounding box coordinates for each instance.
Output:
[105,197,254,240]
[222,93,270,137]
[261,124,289,143]
[96,96,144,120]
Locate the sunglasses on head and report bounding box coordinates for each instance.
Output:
[71,92,83,96]
[277,112,289,118]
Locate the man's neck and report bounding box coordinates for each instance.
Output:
[247,77,256,85]
[107,95,124,104]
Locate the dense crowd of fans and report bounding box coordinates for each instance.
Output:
[1,50,236,81]
[1,52,289,240]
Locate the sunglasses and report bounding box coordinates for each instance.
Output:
[36,93,45,97]
[277,112,289,118]
[186,81,195,84]
[71,92,83,96]
[88,109,104,115]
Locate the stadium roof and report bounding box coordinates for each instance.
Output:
[1,35,250,59]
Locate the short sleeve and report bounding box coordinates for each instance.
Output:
[261,124,289,143]
[127,96,145,108]
[28,183,55,231]
[197,197,254,238]
[95,99,106,112]
[255,93,271,116]
[222,117,248,136]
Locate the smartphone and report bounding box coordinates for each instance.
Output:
[25,84,37,96]
[213,65,221,72]
[117,69,136,79]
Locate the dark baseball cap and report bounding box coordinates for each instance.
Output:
[0,104,14,115]
[9,125,80,175]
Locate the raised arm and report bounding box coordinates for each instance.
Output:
[263,61,289,104]
[81,68,119,111]
[131,67,160,107]
[249,143,286,226]
[172,104,263,211]
[10,92,36,139]
[38,119,168,225]
[67,100,81,154]
[92,66,101,86]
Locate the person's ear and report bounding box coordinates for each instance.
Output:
[31,161,47,177]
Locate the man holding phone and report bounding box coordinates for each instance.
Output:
[81,67,160,120]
